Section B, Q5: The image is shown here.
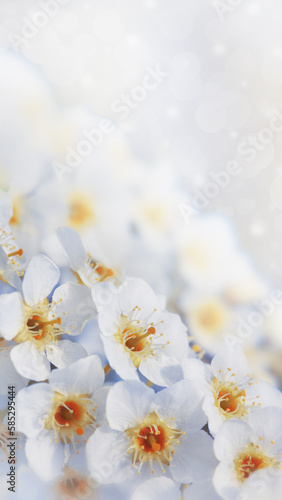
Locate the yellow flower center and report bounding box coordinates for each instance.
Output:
[126,412,184,474]
[73,254,115,286]
[234,443,277,482]
[14,299,62,348]
[45,392,97,446]
[213,377,248,418]
[68,191,95,230]
[114,308,167,368]
[212,368,262,420]
[193,300,229,333]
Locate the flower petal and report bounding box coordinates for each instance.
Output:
[86,425,132,484]
[101,334,139,381]
[182,357,212,396]
[22,254,60,306]
[212,460,240,500]
[211,344,250,381]
[52,283,96,335]
[170,430,216,483]
[0,246,22,291]
[56,226,87,270]
[153,380,207,431]
[94,278,160,333]
[49,354,104,395]
[0,348,28,395]
[140,355,183,387]
[0,292,24,340]
[213,419,253,461]
[184,480,222,500]
[16,383,53,438]
[45,340,87,369]
[132,478,181,500]
[25,432,64,481]
[10,341,50,381]
[247,406,282,455]
[107,380,154,431]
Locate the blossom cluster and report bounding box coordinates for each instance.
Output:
[0,53,282,500]
[1,189,282,500]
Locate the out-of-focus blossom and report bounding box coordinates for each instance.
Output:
[179,292,244,356]
[175,215,240,292]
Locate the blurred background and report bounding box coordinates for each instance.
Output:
[0,0,282,385]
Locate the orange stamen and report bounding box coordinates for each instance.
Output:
[76,427,84,436]
[7,249,23,258]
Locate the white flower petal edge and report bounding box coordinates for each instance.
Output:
[106,380,155,431]
[22,254,60,307]
[240,468,282,500]
[213,419,254,462]
[183,479,222,500]
[56,226,86,270]
[211,344,250,382]
[140,354,183,387]
[16,383,54,438]
[49,355,104,396]
[56,226,117,288]
[152,379,207,431]
[25,432,65,481]
[0,292,24,341]
[45,340,87,370]
[169,429,216,484]
[52,282,97,336]
[0,246,23,291]
[182,356,211,397]
[10,341,51,381]
[86,426,132,484]
[0,346,28,394]
[101,334,139,381]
